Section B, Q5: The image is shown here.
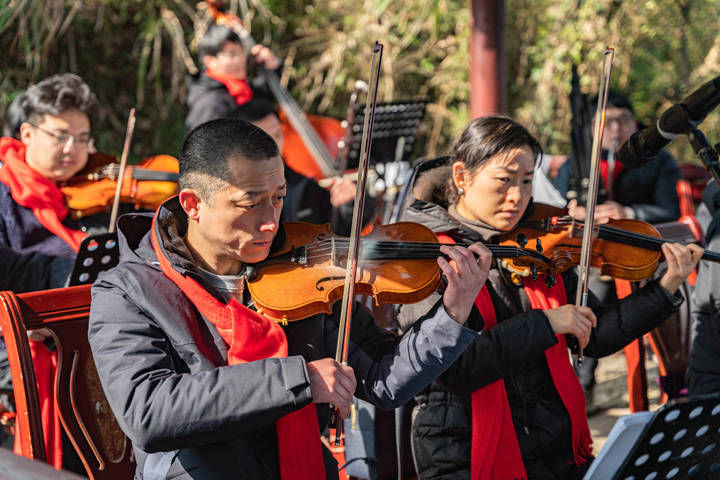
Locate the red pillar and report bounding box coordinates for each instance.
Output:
[470,0,505,118]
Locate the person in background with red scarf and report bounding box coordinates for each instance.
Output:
[0,73,103,473]
[396,116,701,479]
[0,73,101,261]
[185,24,280,132]
[551,89,684,408]
[88,118,492,479]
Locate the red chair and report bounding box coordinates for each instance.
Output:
[0,285,134,479]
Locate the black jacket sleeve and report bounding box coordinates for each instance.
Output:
[403,268,683,396]
[396,287,558,396]
[629,151,682,223]
[88,276,313,452]
[564,270,684,357]
[0,246,73,292]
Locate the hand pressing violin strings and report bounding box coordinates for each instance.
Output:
[659,242,704,294]
[438,243,492,325]
[543,241,702,348]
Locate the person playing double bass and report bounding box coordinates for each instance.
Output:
[88,118,492,479]
[185,24,281,132]
[396,116,702,479]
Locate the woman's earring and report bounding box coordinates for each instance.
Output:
[458,187,465,196]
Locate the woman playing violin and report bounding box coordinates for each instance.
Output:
[185,23,281,132]
[396,116,703,480]
[88,118,493,479]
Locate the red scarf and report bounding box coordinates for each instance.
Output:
[600,157,625,200]
[14,341,62,470]
[437,234,592,480]
[0,137,86,252]
[205,68,254,106]
[150,213,325,480]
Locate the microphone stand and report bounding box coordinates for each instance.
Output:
[687,127,720,186]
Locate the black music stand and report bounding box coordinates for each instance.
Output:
[585,393,720,479]
[67,232,120,286]
[346,100,427,168]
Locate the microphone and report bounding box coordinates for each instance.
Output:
[617,75,720,168]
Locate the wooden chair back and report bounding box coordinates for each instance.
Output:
[0,285,134,479]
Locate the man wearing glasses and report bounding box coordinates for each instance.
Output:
[0,73,100,264]
[551,89,682,409]
[0,73,105,473]
[185,24,280,132]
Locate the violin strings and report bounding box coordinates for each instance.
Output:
[299,239,546,263]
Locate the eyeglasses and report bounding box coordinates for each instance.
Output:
[216,50,246,59]
[27,122,92,148]
[604,113,635,127]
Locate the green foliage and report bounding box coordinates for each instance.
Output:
[1,0,719,163]
[506,0,720,162]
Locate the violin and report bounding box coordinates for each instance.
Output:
[498,203,720,282]
[61,152,179,219]
[246,221,554,323]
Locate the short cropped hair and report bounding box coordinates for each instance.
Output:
[233,98,278,123]
[22,73,99,125]
[590,88,635,116]
[179,118,279,202]
[447,116,543,205]
[198,25,242,63]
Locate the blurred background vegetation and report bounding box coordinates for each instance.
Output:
[1,0,719,165]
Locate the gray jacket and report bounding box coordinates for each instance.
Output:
[88,197,477,479]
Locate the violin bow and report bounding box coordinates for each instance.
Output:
[574,47,614,365]
[330,42,383,445]
[108,108,136,233]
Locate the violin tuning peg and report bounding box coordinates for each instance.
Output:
[516,233,528,248]
[536,238,543,254]
[545,272,556,288]
[530,264,538,281]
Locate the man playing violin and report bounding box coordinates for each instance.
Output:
[0,73,102,262]
[88,118,492,479]
[185,24,281,132]
[0,73,108,472]
[551,89,684,405]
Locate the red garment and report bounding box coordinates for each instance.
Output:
[0,137,86,252]
[205,69,254,106]
[600,157,625,200]
[437,234,592,480]
[13,340,62,470]
[150,213,325,480]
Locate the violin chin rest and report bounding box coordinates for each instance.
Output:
[244,264,257,282]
